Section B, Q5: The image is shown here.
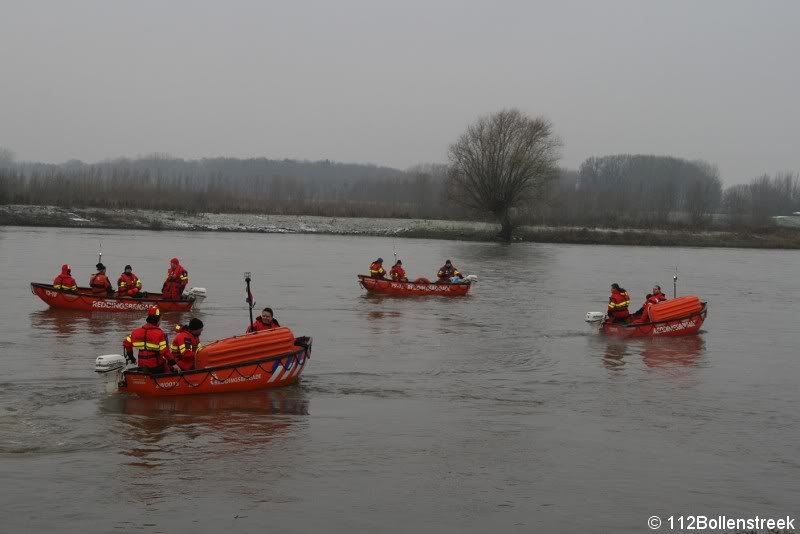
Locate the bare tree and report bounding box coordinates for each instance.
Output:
[447,109,561,241]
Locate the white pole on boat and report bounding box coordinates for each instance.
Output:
[98,242,102,265]
[673,266,678,298]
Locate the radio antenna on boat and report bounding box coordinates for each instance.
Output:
[673,266,678,298]
[244,272,255,332]
[98,242,102,265]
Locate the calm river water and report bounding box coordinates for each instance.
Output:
[0,226,798,533]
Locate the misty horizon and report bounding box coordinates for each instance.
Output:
[1,0,798,185]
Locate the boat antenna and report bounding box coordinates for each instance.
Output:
[244,272,255,332]
[393,240,397,264]
[673,266,678,298]
[98,242,102,265]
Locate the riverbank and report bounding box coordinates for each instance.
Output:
[2,204,800,249]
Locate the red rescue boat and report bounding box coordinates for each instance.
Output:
[30,282,205,312]
[357,275,472,296]
[95,327,312,396]
[599,296,708,338]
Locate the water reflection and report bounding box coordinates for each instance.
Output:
[100,387,309,468]
[365,310,401,321]
[29,309,195,339]
[593,335,706,371]
[602,340,630,370]
[637,336,706,368]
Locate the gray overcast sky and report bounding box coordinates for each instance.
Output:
[0,0,797,183]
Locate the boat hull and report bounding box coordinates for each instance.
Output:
[119,341,311,397]
[31,283,194,312]
[601,304,707,338]
[357,275,471,296]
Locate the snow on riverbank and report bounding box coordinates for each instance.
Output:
[2,204,800,249]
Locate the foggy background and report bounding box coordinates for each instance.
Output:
[1,0,798,184]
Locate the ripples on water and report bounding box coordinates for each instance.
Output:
[1,227,798,533]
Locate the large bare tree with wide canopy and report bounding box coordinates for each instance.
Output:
[447,109,561,241]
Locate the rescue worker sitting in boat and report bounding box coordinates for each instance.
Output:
[369,258,386,279]
[169,318,204,372]
[123,306,171,374]
[651,285,667,302]
[632,285,667,318]
[436,259,462,283]
[117,264,143,298]
[247,307,281,333]
[390,259,408,282]
[53,264,78,292]
[89,263,114,295]
[162,257,188,300]
[607,283,631,323]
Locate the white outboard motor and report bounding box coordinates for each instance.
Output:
[464,274,478,283]
[585,311,606,323]
[188,287,207,307]
[95,354,127,392]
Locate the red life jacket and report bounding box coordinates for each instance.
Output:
[653,290,667,302]
[390,265,406,281]
[53,265,77,291]
[163,264,188,299]
[90,272,112,294]
[170,328,200,371]
[608,290,631,319]
[247,317,281,333]
[369,262,385,278]
[118,272,142,296]
[124,323,169,370]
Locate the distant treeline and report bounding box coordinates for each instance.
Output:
[0,155,464,219]
[0,151,797,230]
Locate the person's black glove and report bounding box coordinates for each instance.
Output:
[125,352,136,365]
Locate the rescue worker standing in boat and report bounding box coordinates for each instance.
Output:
[607,283,631,323]
[390,260,408,282]
[89,263,114,295]
[247,307,281,333]
[170,318,204,372]
[117,264,142,298]
[437,259,462,283]
[53,264,78,292]
[123,306,171,374]
[162,257,188,300]
[369,258,386,278]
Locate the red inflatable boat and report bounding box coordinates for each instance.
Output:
[358,275,472,296]
[31,282,204,312]
[601,296,708,338]
[96,327,312,396]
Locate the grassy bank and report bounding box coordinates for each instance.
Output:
[2,204,800,249]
